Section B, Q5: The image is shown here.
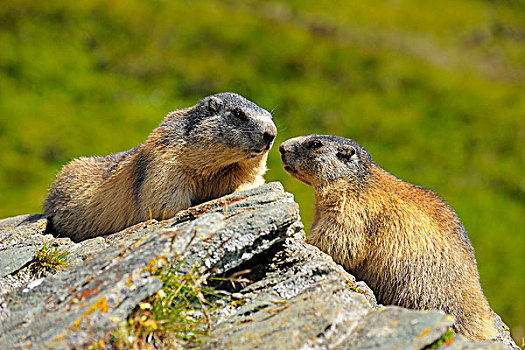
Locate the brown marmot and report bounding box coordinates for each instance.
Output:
[279,134,497,340]
[44,93,277,242]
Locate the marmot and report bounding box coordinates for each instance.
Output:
[279,134,497,340]
[44,93,277,242]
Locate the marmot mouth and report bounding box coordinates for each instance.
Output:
[260,144,271,152]
[254,148,269,154]
[246,148,269,158]
[282,161,295,173]
[281,154,294,172]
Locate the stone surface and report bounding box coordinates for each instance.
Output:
[343,307,453,350]
[0,182,518,349]
[0,214,48,249]
[204,238,372,350]
[0,183,301,349]
[492,312,520,350]
[0,244,37,278]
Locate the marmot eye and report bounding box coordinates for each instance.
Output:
[231,108,248,120]
[306,140,323,150]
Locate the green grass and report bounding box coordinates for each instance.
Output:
[111,256,221,349]
[32,241,70,274]
[1,0,524,342]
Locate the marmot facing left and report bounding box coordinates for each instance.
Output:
[44,93,276,242]
[279,134,497,340]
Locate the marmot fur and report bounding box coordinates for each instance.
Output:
[279,134,497,340]
[44,93,276,242]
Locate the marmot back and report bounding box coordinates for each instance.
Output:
[44,92,276,242]
[279,134,497,340]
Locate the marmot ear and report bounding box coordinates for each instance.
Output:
[336,146,357,162]
[205,96,225,114]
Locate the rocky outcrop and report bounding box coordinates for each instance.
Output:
[0,183,518,349]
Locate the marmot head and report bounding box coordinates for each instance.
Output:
[279,135,372,189]
[182,92,277,162]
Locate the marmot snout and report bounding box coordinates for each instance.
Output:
[280,134,497,340]
[44,93,276,242]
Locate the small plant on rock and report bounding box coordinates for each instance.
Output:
[112,258,225,349]
[423,328,456,349]
[32,241,70,274]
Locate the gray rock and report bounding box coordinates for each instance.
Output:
[0,214,48,249]
[206,238,374,350]
[343,307,453,350]
[0,182,517,349]
[0,214,46,232]
[0,244,37,278]
[446,336,511,350]
[492,312,520,350]
[0,182,301,348]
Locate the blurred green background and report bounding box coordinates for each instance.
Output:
[1,0,524,343]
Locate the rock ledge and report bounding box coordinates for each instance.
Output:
[0,183,517,349]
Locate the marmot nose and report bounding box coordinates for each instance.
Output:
[263,131,276,149]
